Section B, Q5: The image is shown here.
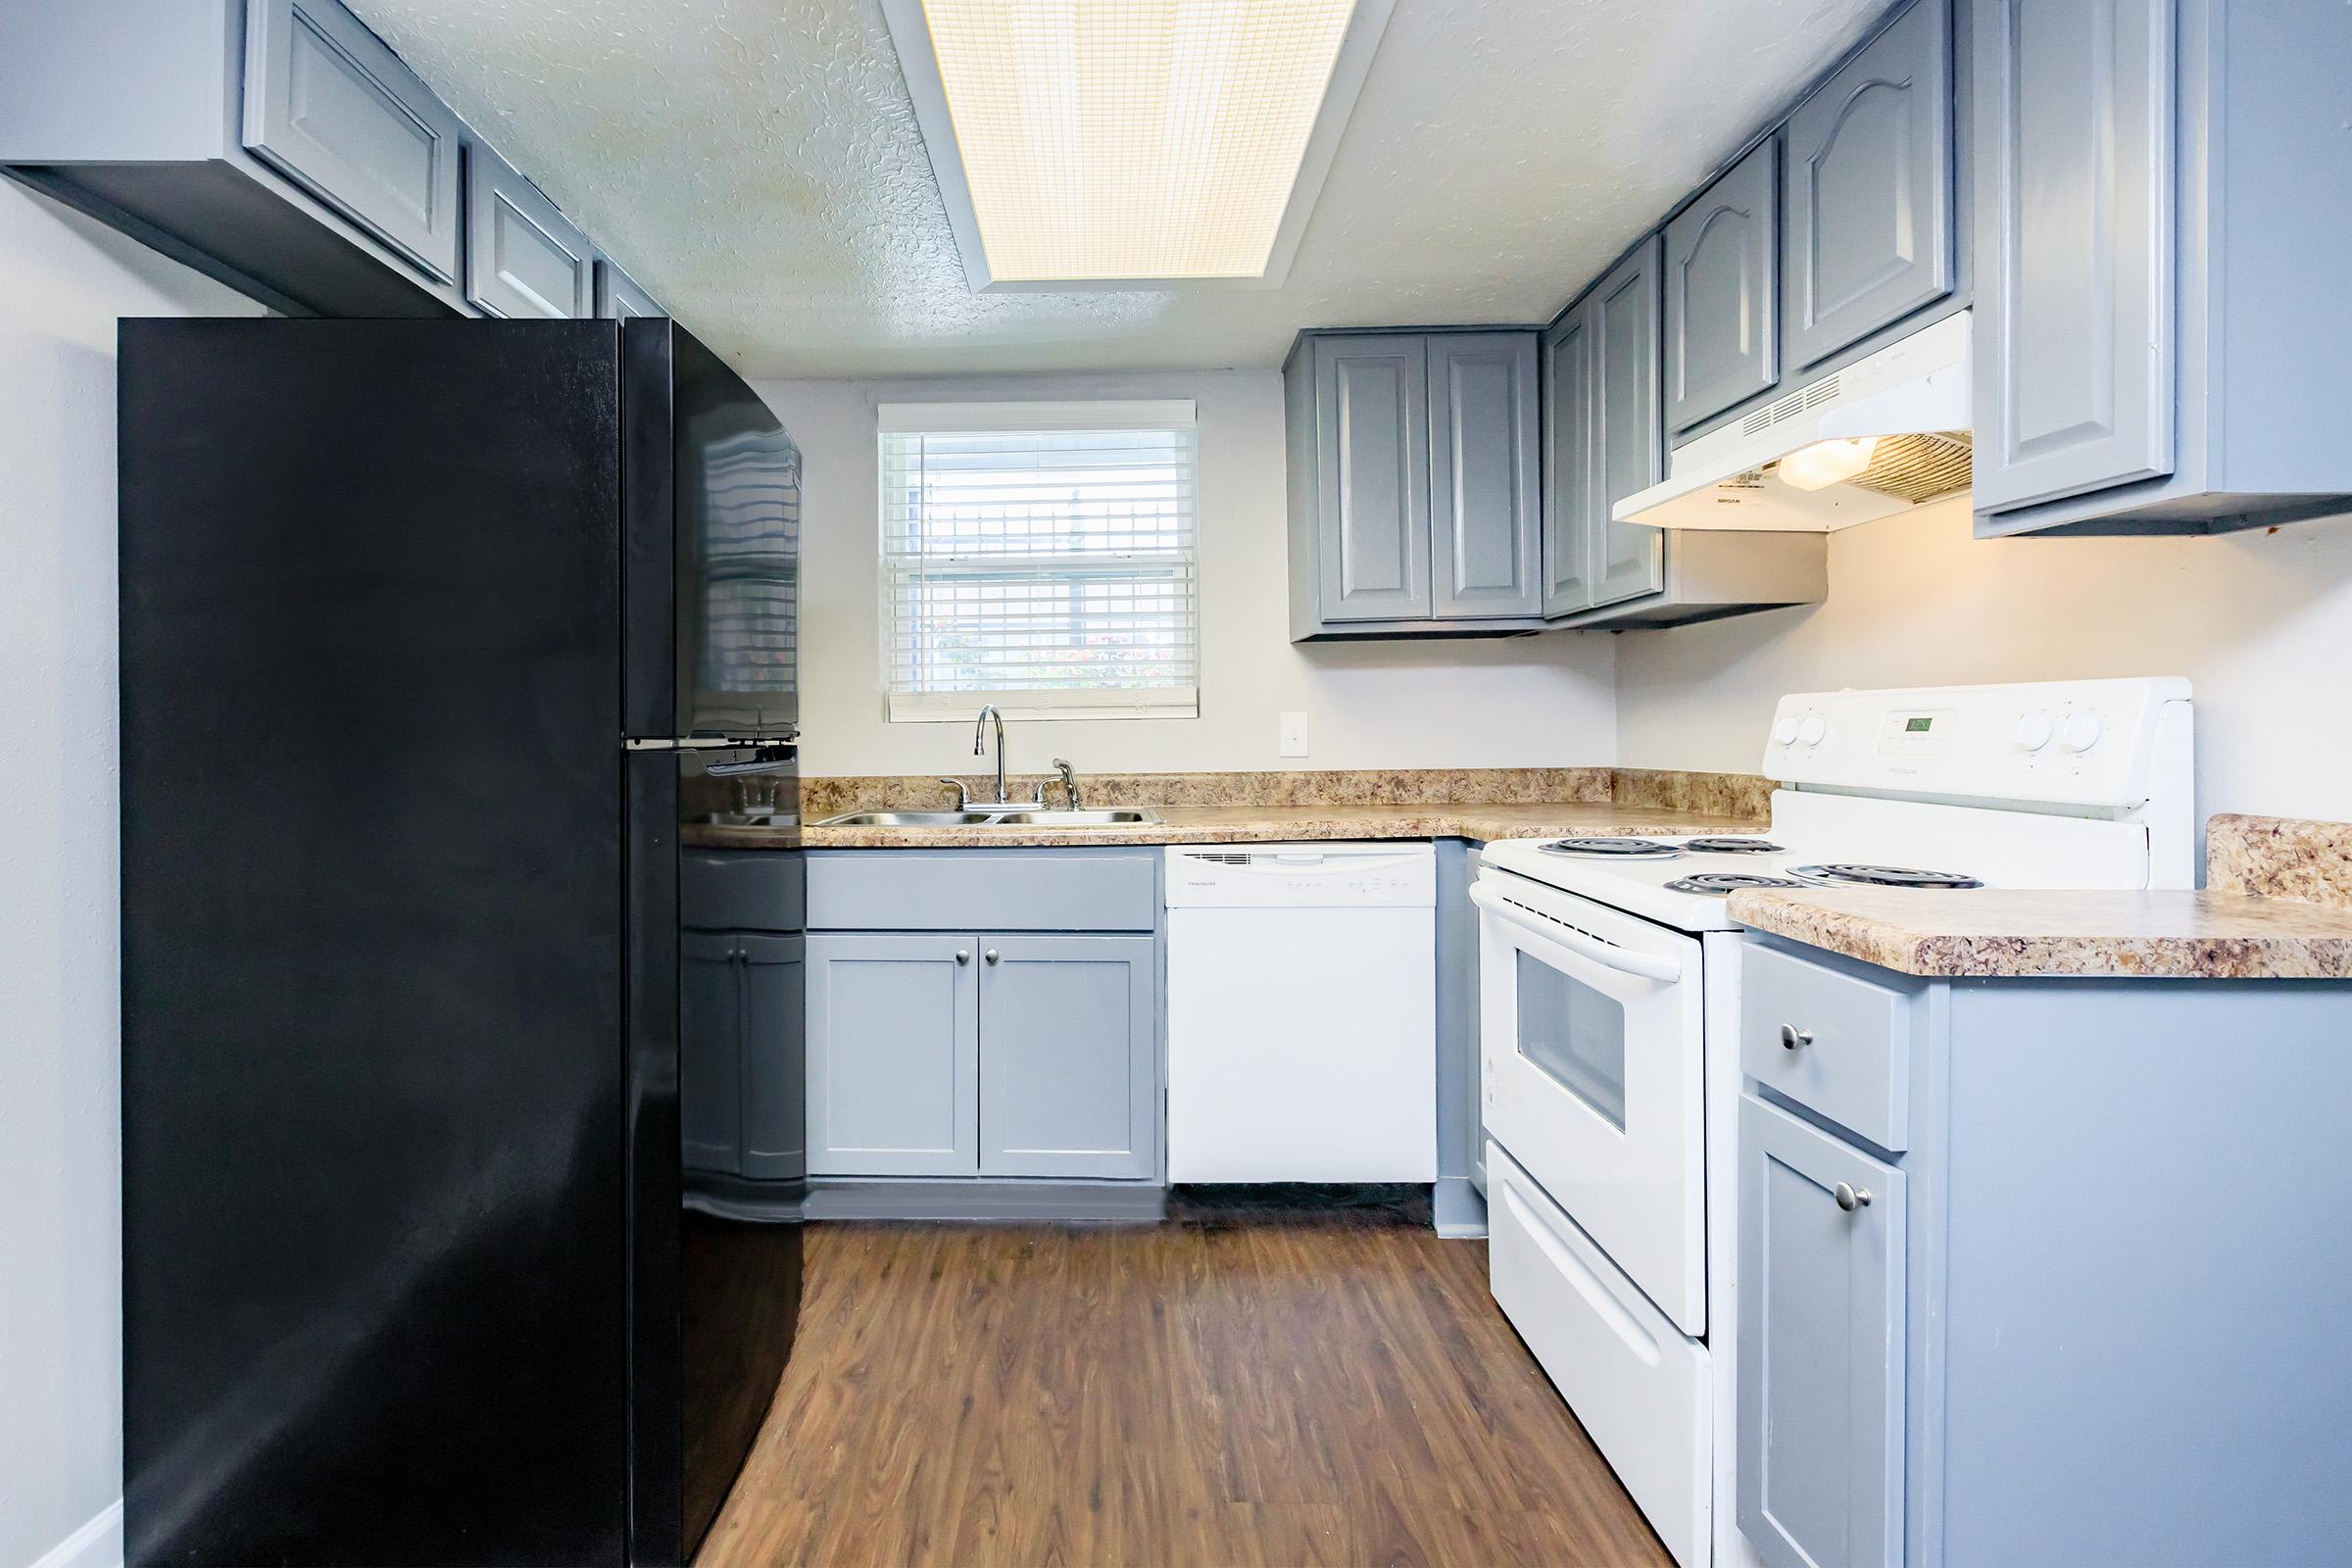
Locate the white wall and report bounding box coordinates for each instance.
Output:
[0,184,264,1568]
[753,371,1619,778]
[1615,496,2352,824]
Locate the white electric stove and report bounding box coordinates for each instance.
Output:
[1474,678,2194,1568]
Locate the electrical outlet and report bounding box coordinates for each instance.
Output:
[1279,711,1308,758]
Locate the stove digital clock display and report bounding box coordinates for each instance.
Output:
[1905,716,1935,733]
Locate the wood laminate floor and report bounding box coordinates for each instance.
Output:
[697,1208,1673,1568]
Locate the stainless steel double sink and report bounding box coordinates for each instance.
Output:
[813,808,1163,827]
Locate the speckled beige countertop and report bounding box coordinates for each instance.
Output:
[681,766,1772,851]
[688,799,1765,851]
[1728,812,2352,980]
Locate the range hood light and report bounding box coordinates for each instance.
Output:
[1777,437,1880,492]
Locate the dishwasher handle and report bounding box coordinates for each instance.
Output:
[1470,883,1683,984]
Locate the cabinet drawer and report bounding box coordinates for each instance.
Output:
[1741,942,1915,1150]
[682,850,805,932]
[808,849,1157,933]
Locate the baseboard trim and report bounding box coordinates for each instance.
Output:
[1434,1176,1490,1239]
[803,1179,1169,1223]
[28,1499,122,1568]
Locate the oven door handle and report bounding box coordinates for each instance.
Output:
[1470,883,1684,984]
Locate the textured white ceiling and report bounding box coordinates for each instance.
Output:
[347,0,1889,376]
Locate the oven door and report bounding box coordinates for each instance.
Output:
[1474,867,1707,1334]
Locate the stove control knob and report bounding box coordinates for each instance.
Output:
[2060,710,2104,753]
[1796,714,1828,748]
[1771,715,1800,747]
[2014,712,2055,753]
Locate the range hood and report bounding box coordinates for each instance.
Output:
[1617,310,1972,531]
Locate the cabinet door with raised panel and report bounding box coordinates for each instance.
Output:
[1591,239,1667,608]
[595,257,662,320]
[1738,1094,1907,1568]
[1972,0,2175,514]
[1665,138,1781,431]
[1314,335,1433,621]
[1784,0,1953,369]
[1540,305,1598,616]
[807,933,978,1176]
[978,935,1156,1180]
[737,934,806,1181]
[465,142,593,319]
[680,931,743,1175]
[1428,333,1542,619]
[242,0,465,283]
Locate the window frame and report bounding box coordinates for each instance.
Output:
[876,399,1201,724]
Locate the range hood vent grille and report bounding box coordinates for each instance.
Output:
[1842,430,1973,504]
[1740,373,1845,437]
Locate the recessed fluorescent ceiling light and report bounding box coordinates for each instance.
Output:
[882,0,1394,289]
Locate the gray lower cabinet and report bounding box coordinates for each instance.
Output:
[242,0,465,284]
[1286,329,1544,637]
[1738,939,2352,1562]
[1782,0,1953,371]
[682,930,808,1180]
[1428,333,1543,619]
[466,142,593,319]
[977,936,1156,1179]
[1973,0,2352,535]
[1664,137,1780,433]
[806,933,978,1178]
[806,924,1158,1181]
[1737,1093,1906,1568]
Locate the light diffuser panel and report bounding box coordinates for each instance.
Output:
[889,0,1385,286]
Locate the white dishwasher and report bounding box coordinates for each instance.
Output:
[1163,842,1437,1182]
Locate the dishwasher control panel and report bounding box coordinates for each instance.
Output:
[1161,843,1438,908]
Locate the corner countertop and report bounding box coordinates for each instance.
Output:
[1726,886,2352,980]
[684,800,1767,851]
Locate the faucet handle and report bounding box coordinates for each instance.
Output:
[937,776,970,810]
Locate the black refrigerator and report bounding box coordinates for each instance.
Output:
[116,317,806,1566]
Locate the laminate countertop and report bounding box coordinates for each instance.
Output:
[683,801,1766,852]
[1726,887,2352,980]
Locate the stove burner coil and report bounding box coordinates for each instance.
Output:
[1663,873,1813,896]
[1788,863,1984,890]
[1680,837,1786,855]
[1538,837,1682,858]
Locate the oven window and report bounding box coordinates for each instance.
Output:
[1514,950,1628,1131]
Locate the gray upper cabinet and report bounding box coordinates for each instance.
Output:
[1590,243,1667,608]
[243,0,464,284]
[1287,330,1545,637]
[1738,1093,1907,1568]
[1972,0,2352,536]
[1539,310,1597,616]
[1429,334,1543,619]
[1543,241,1666,619]
[1971,0,2173,516]
[806,933,980,1178]
[595,257,663,320]
[466,143,593,319]
[1315,334,1434,622]
[1665,138,1780,432]
[1783,0,1953,370]
[977,936,1156,1180]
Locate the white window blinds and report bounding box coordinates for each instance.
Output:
[878,401,1200,721]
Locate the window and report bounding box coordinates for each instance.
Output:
[879,401,1200,721]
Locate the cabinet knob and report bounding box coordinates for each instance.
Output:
[955,949,970,965]
[1780,1024,1812,1051]
[984,949,1000,964]
[1835,1181,1872,1212]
